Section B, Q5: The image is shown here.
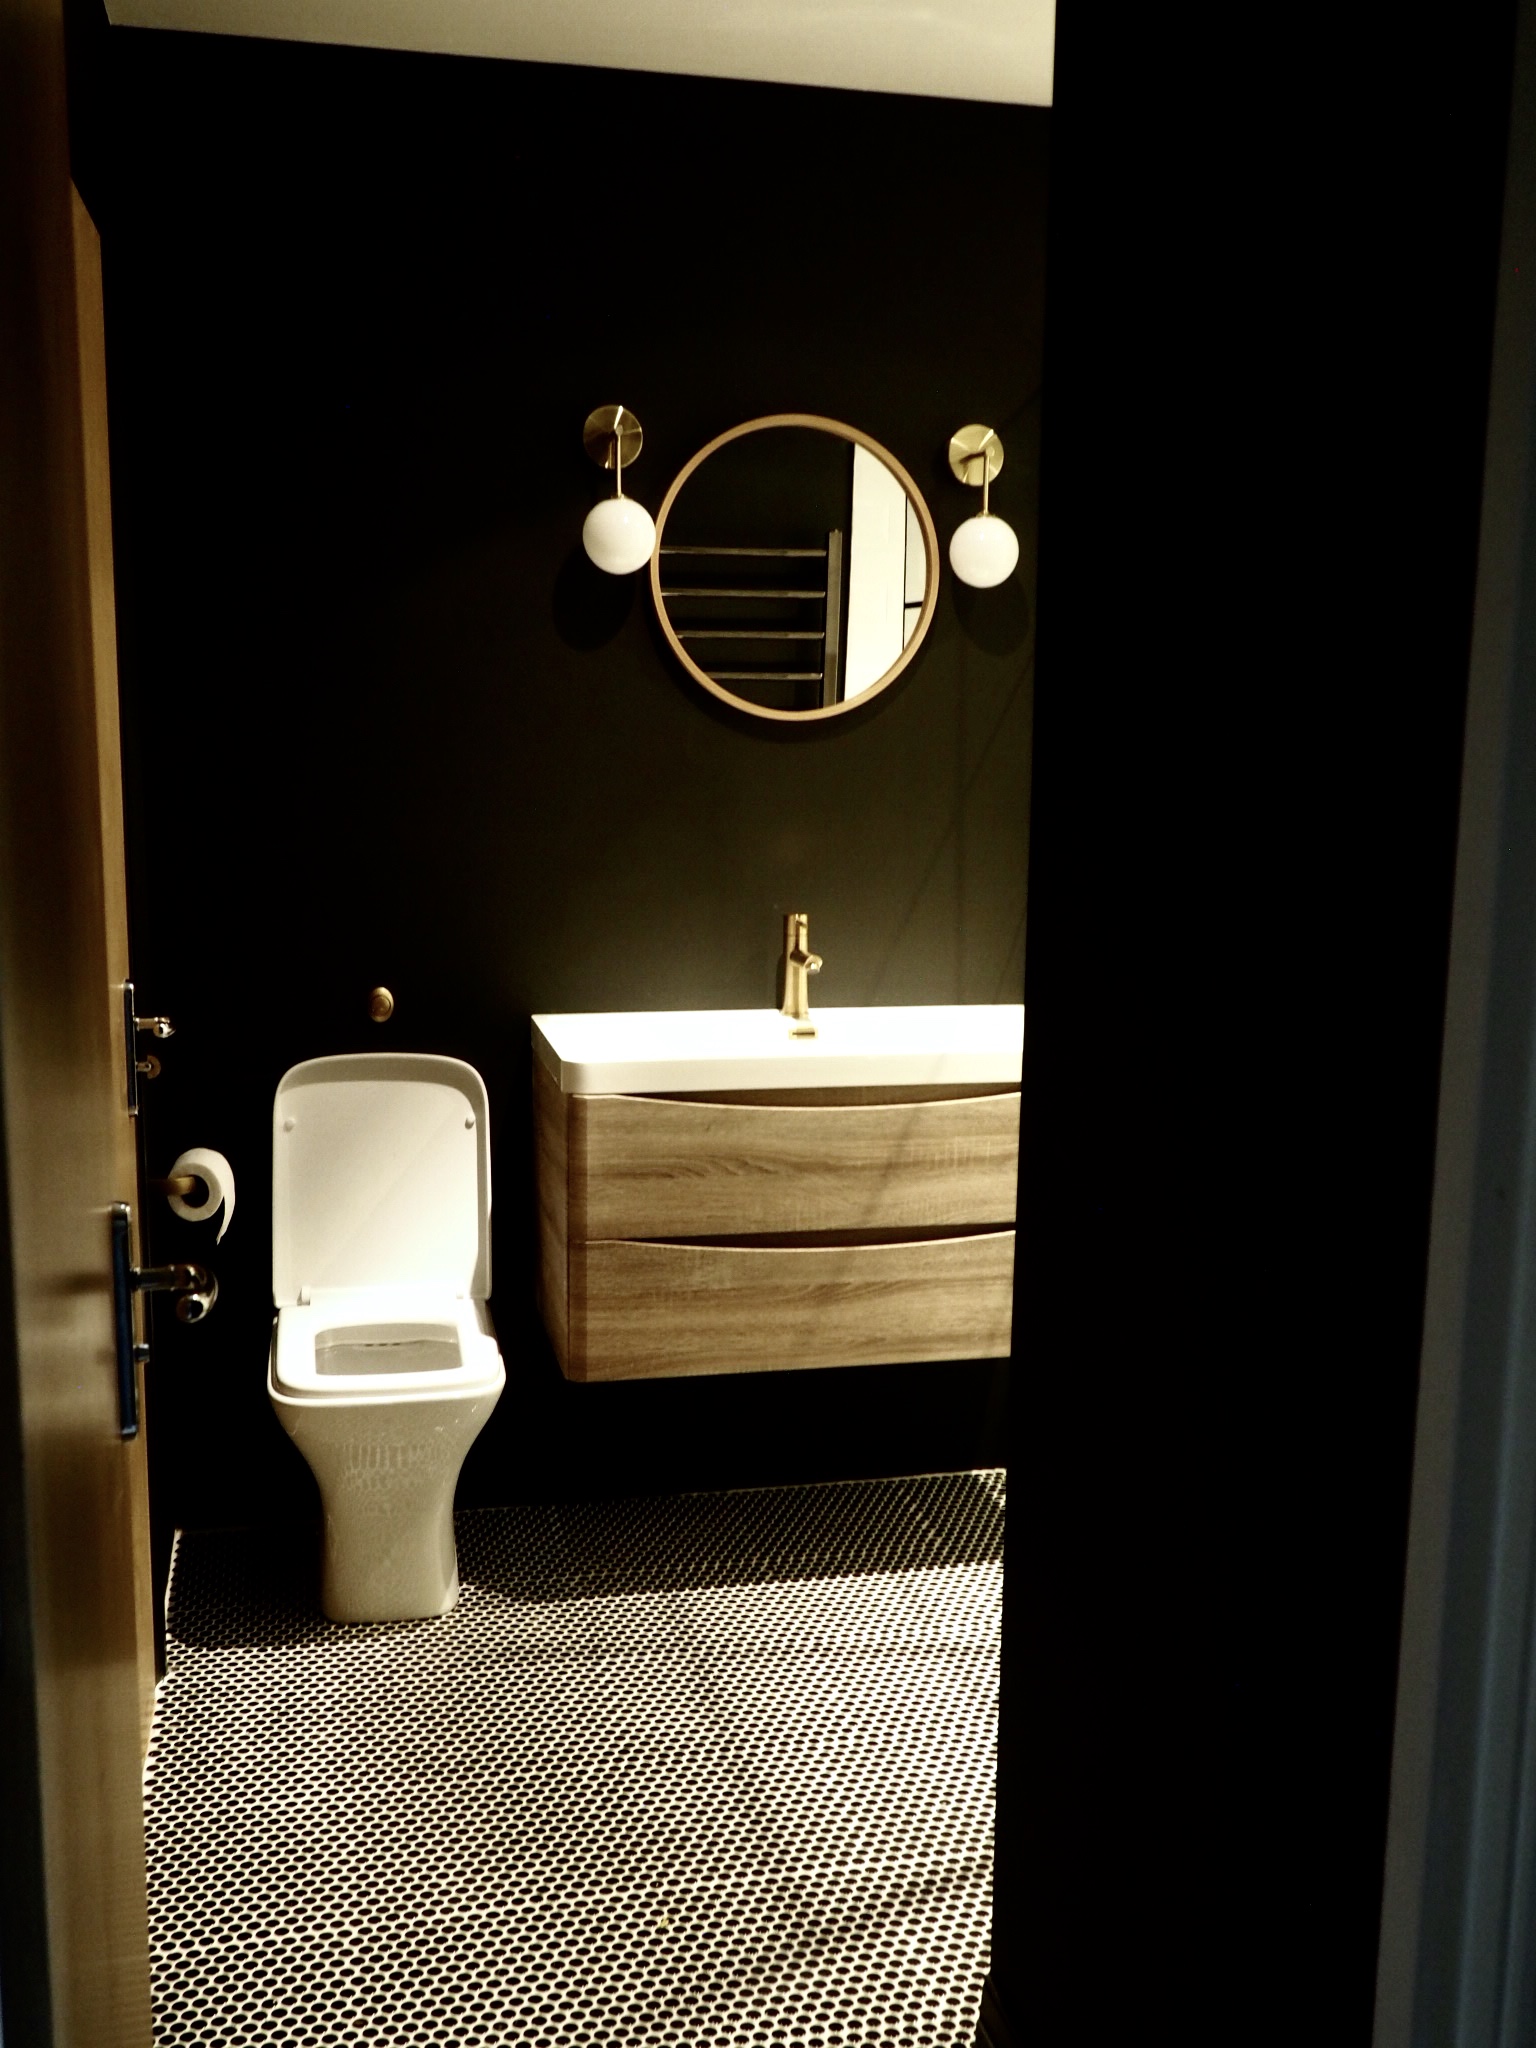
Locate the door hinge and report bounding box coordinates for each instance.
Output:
[122,979,174,1117]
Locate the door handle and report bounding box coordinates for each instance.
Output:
[109,1203,147,1440]
[109,1204,218,1439]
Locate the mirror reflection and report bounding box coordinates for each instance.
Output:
[651,416,937,723]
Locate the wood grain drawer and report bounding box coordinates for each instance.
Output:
[533,1056,1020,1381]
[568,1086,1019,1239]
[567,1231,1015,1381]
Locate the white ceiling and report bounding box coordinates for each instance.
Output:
[103,0,1055,108]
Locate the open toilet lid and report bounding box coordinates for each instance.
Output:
[272,1053,491,1307]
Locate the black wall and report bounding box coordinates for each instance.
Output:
[68,23,1045,1540]
[988,4,1517,2040]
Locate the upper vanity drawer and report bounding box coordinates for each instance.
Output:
[568,1089,1020,1240]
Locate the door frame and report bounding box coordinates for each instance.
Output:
[1372,0,1536,2034]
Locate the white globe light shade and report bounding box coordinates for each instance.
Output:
[583,495,656,576]
[948,512,1020,589]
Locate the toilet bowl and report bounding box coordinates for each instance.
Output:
[266,1053,506,1622]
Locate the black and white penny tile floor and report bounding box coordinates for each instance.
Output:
[146,1471,1003,2048]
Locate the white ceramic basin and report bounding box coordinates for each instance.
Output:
[531,1004,1024,1095]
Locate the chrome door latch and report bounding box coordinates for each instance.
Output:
[122,980,174,1116]
[109,1203,217,1440]
[132,1259,217,1323]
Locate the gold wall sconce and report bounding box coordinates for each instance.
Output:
[947,424,1020,588]
[581,404,656,576]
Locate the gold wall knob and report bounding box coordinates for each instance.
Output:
[369,987,395,1024]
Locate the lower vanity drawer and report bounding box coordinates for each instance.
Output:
[564,1230,1015,1382]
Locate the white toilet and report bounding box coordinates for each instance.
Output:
[266,1052,506,1623]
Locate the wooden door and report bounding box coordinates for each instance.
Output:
[0,3,157,2039]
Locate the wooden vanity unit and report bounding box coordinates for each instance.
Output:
[531,1008,1022,1382]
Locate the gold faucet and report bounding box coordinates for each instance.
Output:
[779,912,823,1029]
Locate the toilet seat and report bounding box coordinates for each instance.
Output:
[269,1053,502,1403]
[271,1290,503,1403]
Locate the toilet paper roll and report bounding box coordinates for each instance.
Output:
[165,1146,236,1243]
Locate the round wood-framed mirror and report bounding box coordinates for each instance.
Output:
[650,414,939,724]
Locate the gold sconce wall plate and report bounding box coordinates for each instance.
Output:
[650,413,940,726]
[948,424,1004,488]
[583,404,644,471]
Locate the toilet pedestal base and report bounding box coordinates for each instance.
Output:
[269,1377,502,1624]
[320,1489,461,1623]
